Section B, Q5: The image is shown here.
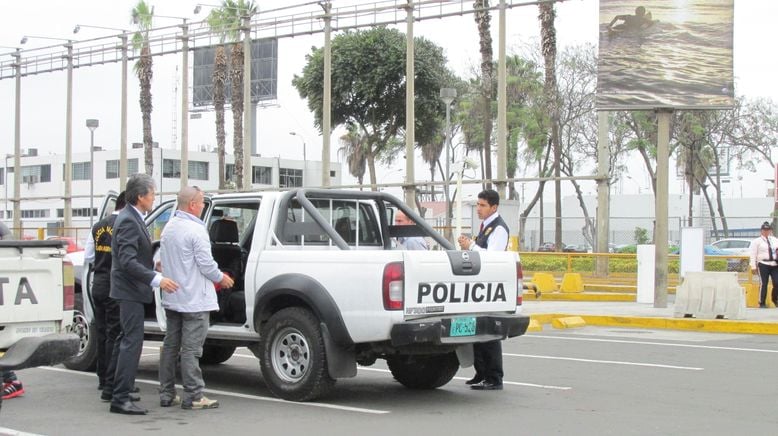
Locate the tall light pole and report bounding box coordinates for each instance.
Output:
[440,87,456,241]
[86,119,99,227]
[289,132,307,187]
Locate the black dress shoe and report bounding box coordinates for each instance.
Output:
[109,401,148,415]
[101,392,141,402]
[759,303,767,308]
[470,380,503,391]
[465,375,484,385]
[131,386,140,393]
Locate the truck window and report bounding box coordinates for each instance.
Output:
[283,198,382,247]
[207,201,260,246]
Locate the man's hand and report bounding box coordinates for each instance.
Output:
[155,260,163,272]
[160,277,179,293]
[458,235,472,250]
[219,272,235,289]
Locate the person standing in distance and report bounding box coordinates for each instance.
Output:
[158,186,233,410]
[84,191,126,394]
[109,174,179,415]
[457,189,509,391]
[749,221,778,308]
[394,210,429,250]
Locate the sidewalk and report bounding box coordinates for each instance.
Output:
[522,299,778,335]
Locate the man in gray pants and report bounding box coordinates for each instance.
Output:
[158,186,233,409]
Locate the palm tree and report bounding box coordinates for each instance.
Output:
[207,8,231,190]
[219,0,256,190]
[131,0,154,176]
[538,1,562,251]
[338,124,367,189]
[473,0,494,189]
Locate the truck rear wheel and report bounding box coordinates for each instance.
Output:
[260,307,335,401]
[63,294,98,371]
[200,344,236,365]
[386,352,459,390]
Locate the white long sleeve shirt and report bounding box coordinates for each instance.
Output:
[470,212,509,252]
[749,234,778,270]
[159,210,223,313]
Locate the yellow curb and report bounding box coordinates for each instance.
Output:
[551,316,586,329]
[529,313,778,335]
[534,292,636,302]
[526,319,543,332]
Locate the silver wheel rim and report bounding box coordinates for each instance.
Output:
[69,311,90,355]
[270,326,310,383]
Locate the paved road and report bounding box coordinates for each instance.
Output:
[3,327,778,435]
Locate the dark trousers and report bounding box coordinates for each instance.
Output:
[111,300,145,404]
[757,263,778,305]
[473,340,504,384]
[93,280,121,389]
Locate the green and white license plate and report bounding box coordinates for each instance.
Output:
[450,317,476,337]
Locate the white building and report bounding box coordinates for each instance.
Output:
[1,146,341,236]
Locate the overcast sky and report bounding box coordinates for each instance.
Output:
[1,0,775,198]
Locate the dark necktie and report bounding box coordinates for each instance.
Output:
[479,223,484,234]
[768,238,774,261]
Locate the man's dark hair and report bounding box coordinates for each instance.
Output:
[115,191,127,211]
[478,189,500,207]
[125,174,155,206]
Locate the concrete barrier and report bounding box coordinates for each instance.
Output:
[531,272,558,293]
[551,316,586,329]
[560,273,584,293]
[674,272,746,320]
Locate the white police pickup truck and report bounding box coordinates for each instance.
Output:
[0,240,80,412]
[74,189,528,401]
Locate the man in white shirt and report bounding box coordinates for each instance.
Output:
[394,210,428,250]
[158,186,234,410]
[457,189,509,391]
[750,221,778,308]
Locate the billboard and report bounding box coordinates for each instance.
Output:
[596,0,734,110]
[193,37,278,107]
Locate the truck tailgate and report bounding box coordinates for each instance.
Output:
[402,250,517,317]
[0,249,64,324]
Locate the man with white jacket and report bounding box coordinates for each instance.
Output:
[158,186,234,410]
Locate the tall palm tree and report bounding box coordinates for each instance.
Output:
[131,0,154,176]
[338,124,367,189]
[473,0,494,189]
[220,0,256,190]
[207,8,231,190]
[538,2,562,251]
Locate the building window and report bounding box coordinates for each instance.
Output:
[70,162,91,181]
[21,209,49,218]
[226,164,235,183]
[0,167,4,185]
[57,208,96,218]
[252,166,272,185]
[21,164,51,183]
[279,168,302,188]
[163,159,181,178]
[330,170,336,177]
[189,161,209,180]
[106,159,139,178]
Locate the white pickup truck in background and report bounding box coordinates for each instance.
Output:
[74,189,528,401]
[0,240,80,412]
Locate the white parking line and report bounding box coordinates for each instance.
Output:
[357,367,572,390]
[504,353,703,370]
[526,334,778,353]
[38,367,390,415]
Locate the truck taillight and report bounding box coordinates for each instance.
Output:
[63,259,75,310]
[382,262,404,310]
[516,261,524,306]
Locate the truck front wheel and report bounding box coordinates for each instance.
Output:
[260,307,335,401]
[386,352,459,390]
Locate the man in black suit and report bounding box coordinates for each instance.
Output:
[108,174,178,415]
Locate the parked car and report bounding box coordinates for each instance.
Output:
[537,242,557,252]
[562,244,589,253]
[46,236,83,253]
[710,238,752,255]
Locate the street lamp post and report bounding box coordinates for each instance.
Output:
[439,87,456,240]
[289,132,307,187]
[86,119,99,228]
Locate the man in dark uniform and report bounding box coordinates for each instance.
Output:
[457,189,510,391]
[108,174,178,415]
[85,192,126,395]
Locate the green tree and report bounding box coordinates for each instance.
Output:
[293,27,452,189]
[474,0,494,188]
[338,123,368,188]
[130,0,154,176]
[206,5,232,190]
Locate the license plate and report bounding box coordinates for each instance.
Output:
[450,317,476,337]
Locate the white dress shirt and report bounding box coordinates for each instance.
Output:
[470,212,509,252]
[749,234,778,270]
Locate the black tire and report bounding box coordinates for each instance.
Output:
[200,344,236,365]
[63,293,98,371]
[386,352,459,390]
[259,307,335,401]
